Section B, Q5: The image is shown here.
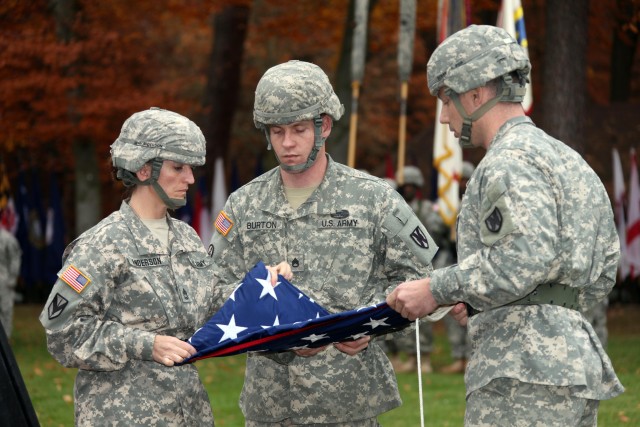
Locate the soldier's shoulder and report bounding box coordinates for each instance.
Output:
[64,211,126,255]
[334,164,397,193]
[229,167,278,198]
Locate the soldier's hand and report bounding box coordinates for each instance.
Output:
[386,277,438,321]
[267,262,293,284]
[449,302,468,327]
[152,335,196,366]
[334,336,370,356]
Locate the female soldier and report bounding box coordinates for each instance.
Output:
[40,108,290,426]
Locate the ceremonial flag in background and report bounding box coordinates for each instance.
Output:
[626,149,640,279]
[44,172,65,285]
[211,157,227,230]
[612,148,629,279]
[181,262,412,363]
[192,175,212,244]
[497,0,533,114]
[433,0,466,226]
[0,162,18,234]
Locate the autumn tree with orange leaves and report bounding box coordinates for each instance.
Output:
[1,0,638,245]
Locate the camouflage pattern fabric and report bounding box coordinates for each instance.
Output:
[111,107,206,173]
[429,116,624,401]
[418,198,469,360]
[210,155,437,424]
[426,24,530,97]
[253,61,344,128]
[0,228,21,338]
[40,201,221,426]
[381,198,438,355]
[583,298,609,348]
[465,378,599,427]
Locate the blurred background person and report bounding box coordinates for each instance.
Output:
[440,160,475,374]
[0,224,21,338]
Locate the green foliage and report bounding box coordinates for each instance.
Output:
[11,304,640,426]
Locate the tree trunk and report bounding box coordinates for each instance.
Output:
[541,0,589,153]
[610,0,639,102]
[328,0,358,165]
[50,0,101,236]
[202,5,250,189]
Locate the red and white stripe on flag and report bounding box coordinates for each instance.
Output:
[612,148,629,279]
[626,148,640,279]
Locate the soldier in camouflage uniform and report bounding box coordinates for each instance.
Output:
[0,226,21,338]
[387,25,624,426]
[39,108,289,426]
[209,60,437,426]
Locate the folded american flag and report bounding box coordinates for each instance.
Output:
[181,261,412,363]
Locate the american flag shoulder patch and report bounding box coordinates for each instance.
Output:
[215,211,234,236]
[60,265,91,293]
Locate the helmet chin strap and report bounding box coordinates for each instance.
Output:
[448,76,524,148]
[448,89,501,148]
[125,158,186,209]
[266,116,325,174]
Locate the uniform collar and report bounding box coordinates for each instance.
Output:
[489,115,534,149]
[261,154,341,218]
[119,201,199,255]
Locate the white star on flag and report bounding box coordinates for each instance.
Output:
[364,317,390,329]
[349,332,369,340]
[302,333,328,343]
[262,315,280,329]
[229,283,242,301]
[256,272,279,300]
[216,314,247,342]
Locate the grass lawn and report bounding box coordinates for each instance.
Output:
[9,303,640,426]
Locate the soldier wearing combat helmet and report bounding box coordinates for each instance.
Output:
[210,60,438,425]
[388,25,623,425]
[40,107,290,425]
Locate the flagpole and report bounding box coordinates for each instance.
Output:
[396,0,416,185]
[348,0,369,169]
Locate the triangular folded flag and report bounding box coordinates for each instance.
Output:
[181,262,413,363]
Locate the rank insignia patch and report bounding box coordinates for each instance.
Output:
[215,211,234,236]
[60,265,91,293]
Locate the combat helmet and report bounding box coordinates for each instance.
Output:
[110,107,206,209]
[427,25,530,148]
[397,165,424,187]
[253,60,345,173]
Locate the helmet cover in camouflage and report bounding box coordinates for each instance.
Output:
[253,60,345,128]
[427,25,531,96]
[111,107,206,172]
[397,165,424,187]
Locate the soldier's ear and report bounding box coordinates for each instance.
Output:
[136,164,151,180]
[321,115,333,138]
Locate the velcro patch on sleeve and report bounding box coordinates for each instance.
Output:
[215,211,234,236]
[60,265,91,293]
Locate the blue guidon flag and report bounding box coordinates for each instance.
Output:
[180,262,412,364]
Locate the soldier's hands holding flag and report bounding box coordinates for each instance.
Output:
[386,277,468,326]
